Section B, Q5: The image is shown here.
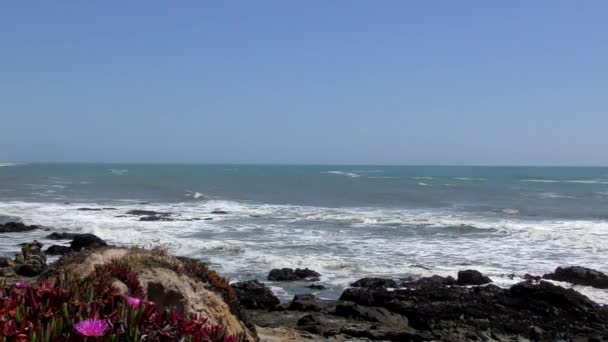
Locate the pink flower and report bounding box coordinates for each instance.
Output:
[14,281,31,288]
[126,295,142,308]
[74,319,110,337]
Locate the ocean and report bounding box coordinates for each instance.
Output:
[1,163,607,303]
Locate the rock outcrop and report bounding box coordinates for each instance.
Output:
[268,268,320,281]
[0,222,39,233]
[70,233,108,251]
[233,280,280,310]
[456,269,492,285]
[543,266,608,289]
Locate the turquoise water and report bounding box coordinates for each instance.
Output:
[1,163,607,302]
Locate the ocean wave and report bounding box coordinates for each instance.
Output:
[322,171,360,178]
[417,182,430,186]
[368,176,398,179]
[502,209,519,215]
[413,177,434,180]
[185,191,206,199]
[539,192,573,199]
[348,170,383,173]
[453,177,487,181]
[522,179,608,184]
[1,199,607,304]
[0,163,19,167]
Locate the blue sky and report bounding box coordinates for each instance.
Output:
[1,1,606,165]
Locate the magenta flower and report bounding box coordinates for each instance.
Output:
[74,319,110,337]
[14,281,31,288]
[126,295,142,308]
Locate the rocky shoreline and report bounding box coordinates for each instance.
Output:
[1,220,608,341]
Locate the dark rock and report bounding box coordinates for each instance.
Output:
[287,294,336,313]
[351,277,398,288]
[307,284,327,290]
[76,208,102,211]
[334,301,408,327]
[523,273,541,282]
[102,208,116,210]
[126,210,170,216]
[401,275,456,288]
[139,215,174,222]
[268,268,321,281]
[542,266,608,289]
[46,245,71,255]
[296,314,329,335]
[210,209,229,215]
[457,270,492,285]
[339,287,397,307]
[203,218,213,221]
[0,222,39,233]
[46,232,78,240]
[0,257,12,268]
[232,280,280,310]
[294,268,321,279]
[14,241,47,277]
[70,234,108,251]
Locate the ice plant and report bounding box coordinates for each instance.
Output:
[74,319,110,337]
[126,295,142,308]
[13,281,31,288]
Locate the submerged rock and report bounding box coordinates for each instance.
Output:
[233,280,280,310]
[210,209,229,215]
[543,266,608,289]
[76,208,102,211]
[126,209,171,216]
[70,234,108,251]
[0,222,39,233]
[457,269,492,285]
[307,284,327,290]
[139,215,175,222]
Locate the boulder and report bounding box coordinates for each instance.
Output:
[402,275,456,288]
[46,232,78,240]
[542,266,608,289]
[13,241,47,277]
[139,215,174,222]
[211,210,229,215]
[126,210,171,216]
[351,277,398,288]
[46,245,72,255]
[268,268,320,281]
[287,294,336,313]
[457,269,492,285]
[0,222,39,233]
[232,280,280,310]
[334,301,408,327]
[307,284,327,290]
[70,234,108,251]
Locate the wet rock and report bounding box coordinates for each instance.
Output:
[307,284,327,290]
[203,218,213,221]
[14,241,47,277]
[287,294,336,313]
[402,275,456,288]
[70,234,108,251]
[76,208,102,211]
[296,314,330,335]
[233,280,280,310]
[0,222,39,233]
[457,269,492,285]
[139,215,175,222]
[126,209,171,216]
[334,301,408,327]
[542,266,608,289]
[0,257,12,268]
[46,232,78,240]
[339,286,396,307]
[351,277,398,288]
[46,245,72,255]
[523,273,541,282]
[211,209,229,215]
[268,268,321,281]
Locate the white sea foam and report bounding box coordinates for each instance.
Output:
[453,177,486,181]
[523,179,608,184]
[323,171,360,178]
[0,163,19,167]
[417,182,429,186]
[368,176,398,179]
[109,169,128,175]
[539,192,573,199]
[0,200,607,304]
[413,177,434,180]
[502,209,519,214]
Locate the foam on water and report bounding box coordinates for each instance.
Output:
[322,171,361,178]
[0,199,607,303]
[523,179,608,184]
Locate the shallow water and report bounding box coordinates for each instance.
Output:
[1,163,607,303]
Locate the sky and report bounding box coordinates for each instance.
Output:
[1,1,607,165]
